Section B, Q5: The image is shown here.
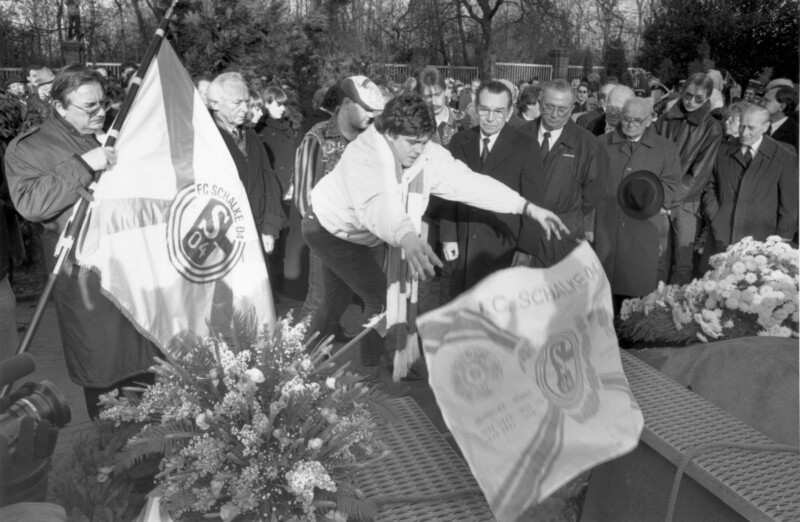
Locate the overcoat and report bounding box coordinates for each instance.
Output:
[594,127,682,297]
[5,114,161,387]
[701,137,798,254]
[443,124,544,296]
[518,118,604,266]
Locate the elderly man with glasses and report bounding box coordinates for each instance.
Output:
[4,64,162,419]
[517,79,606,267]
[654,72,723,284]
[594,97,682,313]
[442,80,546,298]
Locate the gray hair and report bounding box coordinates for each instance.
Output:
[207,72,246,104]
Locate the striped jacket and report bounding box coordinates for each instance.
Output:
[292,118,352,217]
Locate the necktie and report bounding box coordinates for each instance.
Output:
[766,125,772,137]
[627,140,637,155]
[481,137,490,166]
[541,131,551,157]
[744,147,752,169]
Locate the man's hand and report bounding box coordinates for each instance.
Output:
[81,146,118,171]
[399,232,443,281]
[262,234,275,254]
[442,242,459,262]
[524,203,570,240]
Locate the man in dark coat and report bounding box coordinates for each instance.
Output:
[576,83,617,136]
[517,79,605,267]
[208,73,286,254]
[443,80,545,297]
[595,98,682,312]
[701,105,798,255]
[5,65,161,418]
[760,85,799,153]
[654,73,723,284]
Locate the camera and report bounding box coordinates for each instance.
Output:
[0,353,72,507]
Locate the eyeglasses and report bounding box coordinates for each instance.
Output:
[70,99,112,117]
[682,91,707,104]
[577,89,588,94]
[621,116,648,127]
[540,103,572,116]
[477,106,508,118]
[606,106,623,115]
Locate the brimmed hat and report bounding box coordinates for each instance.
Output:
[339,75,385,112]
[617,170,664,220]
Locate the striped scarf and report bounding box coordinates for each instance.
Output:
[386,164,427,381]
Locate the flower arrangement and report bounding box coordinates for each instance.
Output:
[97,313,391,521]
[618,236,798,345]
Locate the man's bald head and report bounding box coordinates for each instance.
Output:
[738,103,770,147]
[605,85,636,127]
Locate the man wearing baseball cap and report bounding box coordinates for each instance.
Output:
[292,75,384,340]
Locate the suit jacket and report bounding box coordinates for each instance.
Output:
[576,109,605,135]
[595,127,683,297]
[769,117,799,153]
[443,124,545,296]
[702,137,798,253]
[518,118,606,267]
[218,125,286,237]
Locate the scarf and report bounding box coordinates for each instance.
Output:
[386,161,427,381]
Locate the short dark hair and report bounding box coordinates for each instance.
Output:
[374,93,435,138]
[321,82,342,113]
[772,86,798,116]
[684,73,714,96]
[476,80,512,108]
[517,85,541,113]
[51,63,105,106]
[415,66,446,95]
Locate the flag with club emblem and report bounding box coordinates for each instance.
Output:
[416,242,643,522]
[75,41,276,349]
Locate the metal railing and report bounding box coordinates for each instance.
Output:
[495,63,553,84]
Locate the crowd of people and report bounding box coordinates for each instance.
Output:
[0,60,797,413]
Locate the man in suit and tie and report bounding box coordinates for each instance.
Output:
[517,79,606,267]
[701,105,798,255]
[442,80,545,297]
[760,85,798,153]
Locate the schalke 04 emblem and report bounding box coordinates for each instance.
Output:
[167,184,246,283]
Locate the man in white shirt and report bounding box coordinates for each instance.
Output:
[303,93,566,372]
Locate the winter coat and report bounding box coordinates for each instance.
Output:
[702,137,798,253]
[654,100,723,202]
[594,126,683,297]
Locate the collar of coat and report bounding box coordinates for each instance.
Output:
[730,135,778,162]
[609,125,658,148]
[664,98,712,125]
[534,118,582,149]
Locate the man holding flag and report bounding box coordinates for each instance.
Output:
[5,65,161,418]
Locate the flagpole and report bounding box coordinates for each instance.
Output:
[3,0,182,396]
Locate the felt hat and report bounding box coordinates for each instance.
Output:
[4,77,26,89]
[617,170,664,220]
[339,75,385,112]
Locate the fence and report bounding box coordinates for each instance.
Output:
[0,68,24,81]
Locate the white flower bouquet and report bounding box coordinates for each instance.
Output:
[618,236,799,345]
[97,314,390,521]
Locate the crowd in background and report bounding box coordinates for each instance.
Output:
[0,61,797,405]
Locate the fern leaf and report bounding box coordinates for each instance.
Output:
[115,421,198,471]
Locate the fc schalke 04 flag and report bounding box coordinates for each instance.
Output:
[416,242,643,522]
[76,41,276,348]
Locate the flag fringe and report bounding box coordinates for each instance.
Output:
[392,334,420,381]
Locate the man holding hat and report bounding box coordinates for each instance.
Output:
[594,97,682,313]
[293,75,385,338]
